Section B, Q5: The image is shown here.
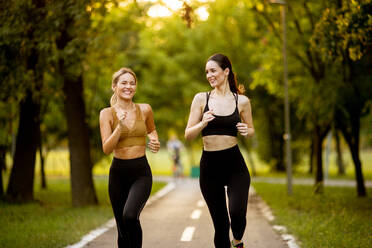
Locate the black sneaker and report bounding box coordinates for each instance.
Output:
[231,241,244,248]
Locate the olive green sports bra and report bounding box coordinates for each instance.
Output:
[111,104,147,148]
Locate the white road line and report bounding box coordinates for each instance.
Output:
[197,200,205,207]
[180,226,195,242]
[190,209,202,219]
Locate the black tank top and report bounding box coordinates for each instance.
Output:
[201,92,241,137]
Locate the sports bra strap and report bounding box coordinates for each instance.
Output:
[206,91,211,104]
[135,104,142,121]
[234,93,238,106]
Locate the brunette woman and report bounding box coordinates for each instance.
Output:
[185,54,254,248]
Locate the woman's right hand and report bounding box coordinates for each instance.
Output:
[201,109,215,127]
[114,107,127,129]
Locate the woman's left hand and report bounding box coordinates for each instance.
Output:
[148,139,160,153]
[236,122,250,138]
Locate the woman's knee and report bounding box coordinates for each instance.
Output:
[123,210,138,223]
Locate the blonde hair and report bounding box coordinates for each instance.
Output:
[110,67,137,106]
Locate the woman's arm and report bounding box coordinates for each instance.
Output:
[185,93,215,141]
[143,104,160,153]
[99,108,123,154]
[236,95,255,138]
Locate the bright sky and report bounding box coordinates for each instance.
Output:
[144,0,210,20]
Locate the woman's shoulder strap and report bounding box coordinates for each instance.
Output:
[234,92,238,104]
[206,91,211,102]
[135,104,143,120]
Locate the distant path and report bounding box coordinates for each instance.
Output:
[253,177,372,187]
[84,178,288,248]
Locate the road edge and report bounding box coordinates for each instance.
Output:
[252,187,301,248]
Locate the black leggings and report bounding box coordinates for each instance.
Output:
[109,156,152,248]
[200,145,250,248]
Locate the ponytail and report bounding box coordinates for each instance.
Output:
[110,92,117,107]
[228,70,245,94]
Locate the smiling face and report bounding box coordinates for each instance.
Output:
[205,60,229,88]
[112,72,137,101]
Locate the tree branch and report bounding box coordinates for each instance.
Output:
[252,6,282,42]
[303,2,315,30]
[254,5,313,72]
[288,5,304,36]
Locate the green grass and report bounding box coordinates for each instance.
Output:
[0,176,166,248]
[253,182,372,248]
[25,148,195,177]
[94,149,195,176]
[13,147,372,180]
[240,148,372,180]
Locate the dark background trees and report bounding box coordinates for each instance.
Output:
[1,0,371,205]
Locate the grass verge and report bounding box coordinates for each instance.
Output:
[22,148,372,180]
[0,176,166,248]
[253,182,372,248]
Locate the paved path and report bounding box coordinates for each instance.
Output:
[84,178,287,248]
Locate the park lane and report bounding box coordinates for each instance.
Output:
[84,177,287,248]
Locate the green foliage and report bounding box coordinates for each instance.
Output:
[84,2,147,164]
[311,0,372,62]
[311,0,372,109]
[1,0,371,176]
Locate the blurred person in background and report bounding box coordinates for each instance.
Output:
[167,134,184,178]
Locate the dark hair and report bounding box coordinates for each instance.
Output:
[207,53,245,94]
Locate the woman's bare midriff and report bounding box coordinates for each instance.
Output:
[202,135,238,151]
[113,146,146,159]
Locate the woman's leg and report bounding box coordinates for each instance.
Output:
[109,165,130,247]
[200,151,231,248]
[227,168,250,241]
[123,175,152,248]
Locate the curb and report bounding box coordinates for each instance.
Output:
[251,187,300,248]
[65,181,176,248]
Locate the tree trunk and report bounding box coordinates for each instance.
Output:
[349,143,366,197]
[313,124,331,193]
[56,17,97,206]
[63,74,97,206]
[309,136,314,174]
[339,114,366,196]
[6,90,40,202]
[39,133,47,189]
[313,125,323,193]
[0,145,6,198]
[5,0,46,203]
[334,129,345,175]
[267,110,285,172]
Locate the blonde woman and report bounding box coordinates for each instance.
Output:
[99,68,160,248]
[185,54,254,248]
